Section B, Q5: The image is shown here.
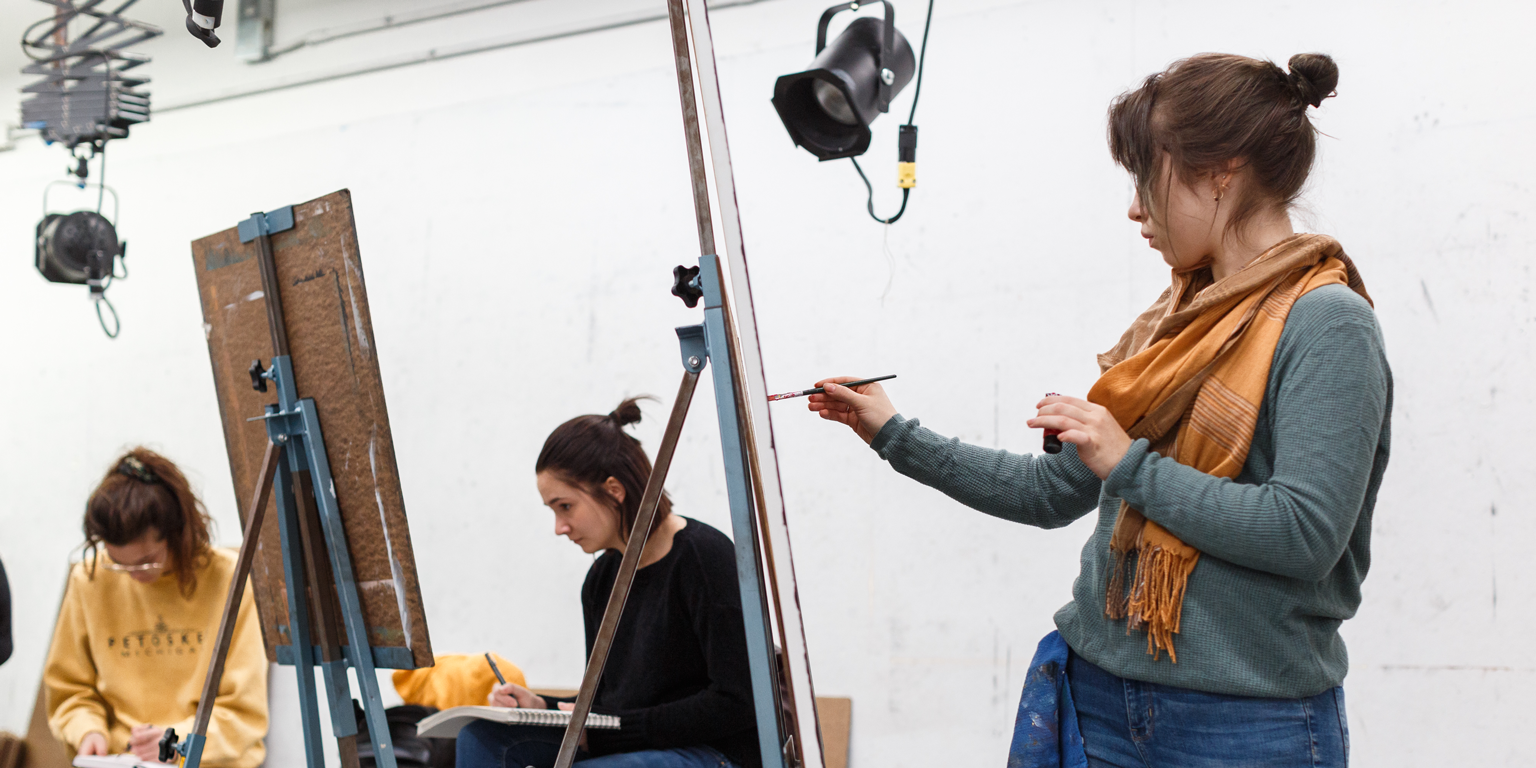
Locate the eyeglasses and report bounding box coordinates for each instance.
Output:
[103,560,165,573]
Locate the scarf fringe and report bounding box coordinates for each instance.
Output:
[1121,541,1198,663]
[1105,549,1129,620]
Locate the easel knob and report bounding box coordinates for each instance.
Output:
[249,359,269,392]
[671,265,703,308]
[157,727,179,763]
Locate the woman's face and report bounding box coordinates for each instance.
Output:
[1128,154,1224,271]
[103,530,170,584]
[536,471,625,555]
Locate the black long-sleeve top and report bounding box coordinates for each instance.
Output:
[575,518,760,768]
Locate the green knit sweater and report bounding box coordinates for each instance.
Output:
[871,284,1392,698]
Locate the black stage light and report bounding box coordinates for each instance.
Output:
[772,2,916,161]
[36,210,128,337]
[773,1,933,224]
[36,211,122,285]
[183,0,225,47]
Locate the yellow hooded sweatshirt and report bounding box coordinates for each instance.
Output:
[44,549,268,768]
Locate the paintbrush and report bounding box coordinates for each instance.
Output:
[768,374,897,402]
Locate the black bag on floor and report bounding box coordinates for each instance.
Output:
[354,701,455,768]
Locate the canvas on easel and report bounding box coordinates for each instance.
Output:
[190,189,432,671]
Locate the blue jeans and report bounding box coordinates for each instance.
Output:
[1067,653,1349,767]
[455,721,738,768]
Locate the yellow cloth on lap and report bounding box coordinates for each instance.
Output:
[393,654,527,709]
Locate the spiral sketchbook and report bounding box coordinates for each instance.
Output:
[72,756,165,768]
[415,705,621,738]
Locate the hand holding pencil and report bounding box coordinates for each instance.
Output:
[806,375,899,446]
[485,653,545,710]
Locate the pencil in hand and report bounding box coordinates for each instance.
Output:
[485,652,508,685]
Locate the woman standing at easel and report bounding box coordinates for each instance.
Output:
[44,448,269,767]
[456,398,759,768]
[811,53,1390,766]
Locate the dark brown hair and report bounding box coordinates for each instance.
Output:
[535,397,671,541]
[1108,52,1339,237]
[84,447,213,597]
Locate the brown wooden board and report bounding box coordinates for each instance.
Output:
[191,189,432,669]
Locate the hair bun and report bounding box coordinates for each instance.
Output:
[1287,53,1338,108]
[609,397,645,428]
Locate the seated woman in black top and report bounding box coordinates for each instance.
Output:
[456,398,759,768]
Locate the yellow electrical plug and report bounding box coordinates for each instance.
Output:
[896,125,918,189]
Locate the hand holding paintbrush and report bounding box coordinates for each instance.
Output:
[804,375,899,446]
[769,374,896,401]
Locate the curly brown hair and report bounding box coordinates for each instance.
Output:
[83,447,213,598]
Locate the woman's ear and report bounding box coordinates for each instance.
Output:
[602,476,626,506]
[1216,157,1247,195]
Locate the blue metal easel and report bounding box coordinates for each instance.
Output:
[551,254,788,768]
[674,255,786,768]
[163,207,398,768]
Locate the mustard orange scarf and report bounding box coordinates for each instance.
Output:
[1087,233,1371,662]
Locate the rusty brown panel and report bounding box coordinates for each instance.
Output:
[190,189,432,669]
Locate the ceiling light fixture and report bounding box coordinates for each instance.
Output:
[20,0,157,338]
[771,1,934,224]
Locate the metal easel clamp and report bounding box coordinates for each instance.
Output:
[237,205,295,243]
[677,324,708,373]
[248,356,299,418]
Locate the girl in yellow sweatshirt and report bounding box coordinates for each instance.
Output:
[44,448,268,768]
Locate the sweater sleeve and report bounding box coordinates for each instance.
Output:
[44,570,110,750]
[869,415,1103,529]
[1103,291,1389,580]
[167,578,269,767]
[590,544,756,753]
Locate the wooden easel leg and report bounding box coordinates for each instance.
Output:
[184,441,281,766]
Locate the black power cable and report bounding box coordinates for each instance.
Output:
[853,0,933,224]
[851,157,907,223]
[96,294,120,338]
[905,0,934,126]
[96,141,107,213]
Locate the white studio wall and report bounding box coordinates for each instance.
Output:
[0,1,1531,766]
